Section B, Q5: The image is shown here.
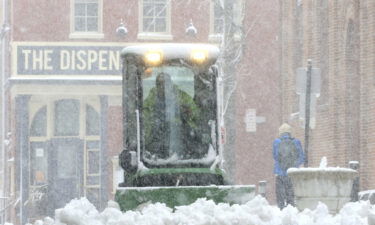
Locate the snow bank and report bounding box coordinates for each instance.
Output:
[7,196,375,225]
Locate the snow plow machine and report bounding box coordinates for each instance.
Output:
[116,43,255,211]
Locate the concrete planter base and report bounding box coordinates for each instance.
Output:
[288,168,357,214]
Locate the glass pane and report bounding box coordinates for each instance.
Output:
[86,105,100,135]
[30,142,47,185]
[75,17,86,32]
[87,140,100,150]
[142,66,213,163]
[87,17,98,31]
[155,18,166,32]
[30,106,47,137]
[214,18,224,34]
[143,5,154,17]
[75,3,86,16]
[143,18,155,32]
[155,4,166,17]
[57,145,76,178]
[87,3,98,16]
[88,150,100,174]
[214,1,224,15]
[86,175,100,185]
[54,99,80,136]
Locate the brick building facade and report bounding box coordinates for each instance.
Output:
[234,0,281,203]
[280,0,375,190]
[2,0,281,224]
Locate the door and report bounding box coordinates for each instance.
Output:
[47,138,83,214]
[29,98,102,217]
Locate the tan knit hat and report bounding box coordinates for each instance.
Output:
[279,123,292,135]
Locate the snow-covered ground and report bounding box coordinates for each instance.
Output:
[8,195,375,225]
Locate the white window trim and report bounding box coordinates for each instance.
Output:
[137,33,173,41]
[111,156,121,194]
[70,0,104,39]
[138,0,173,41]
[69,32,104,39]
[208,34,223,42]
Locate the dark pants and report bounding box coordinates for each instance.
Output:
[276,175,294,209]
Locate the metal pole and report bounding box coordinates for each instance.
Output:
[304,59,312,167]
[1,4,6,223]
[349,161,359,201]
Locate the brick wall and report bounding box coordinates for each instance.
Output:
[11,0,211,42]
[234,0,280,203]
[280,0,375,191]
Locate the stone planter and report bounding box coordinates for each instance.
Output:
[288,168,358,214]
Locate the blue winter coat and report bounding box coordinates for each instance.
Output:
[273,133,305,176]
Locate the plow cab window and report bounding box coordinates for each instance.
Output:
[141,65,217,165]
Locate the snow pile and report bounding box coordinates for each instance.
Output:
[55,198,100,225]
[7,196,375,225]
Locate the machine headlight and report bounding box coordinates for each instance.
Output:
[145,51,162,65]
[191,49,208,63]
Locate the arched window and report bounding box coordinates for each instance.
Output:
[30,106,47,137]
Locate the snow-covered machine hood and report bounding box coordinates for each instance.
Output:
[121,43,220,63]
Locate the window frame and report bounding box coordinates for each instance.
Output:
[70,0,104,39]
[209,0,244,42]
[138,0,173,40]
[209,0,224,42]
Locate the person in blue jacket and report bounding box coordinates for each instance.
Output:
[273,123,305,209]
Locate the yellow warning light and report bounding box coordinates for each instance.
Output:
[145,51,162,65]
[191,49,208,63]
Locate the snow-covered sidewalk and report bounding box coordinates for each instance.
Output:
[8,195,375,225]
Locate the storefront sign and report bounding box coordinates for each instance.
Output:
[13,43,126,76]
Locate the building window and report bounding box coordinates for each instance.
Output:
[30,106,47,137]
[138,0,172,40]
[209,0,243,42]
[209,0,225,42]
[143,0,167,32]
[213,1,224,34]
[30,144,48,185]
[70,0,103,39]
[74,0,98,32]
